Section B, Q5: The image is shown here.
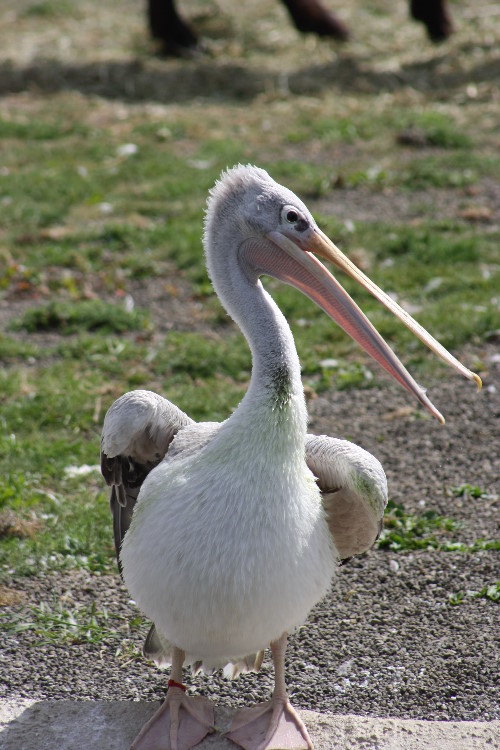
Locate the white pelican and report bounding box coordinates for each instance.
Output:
[101,165,480,750]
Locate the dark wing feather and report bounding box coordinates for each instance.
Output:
[109,485,136,576]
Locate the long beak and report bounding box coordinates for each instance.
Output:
[265,228,481,424]
[309,227,482,389]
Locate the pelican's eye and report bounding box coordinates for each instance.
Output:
[281,205,308,231]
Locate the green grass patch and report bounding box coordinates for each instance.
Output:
[0,470,114,579]
[0,119,89,141]
[307,360,377,393]
[287,108,472,150]
[0,334,40,361]
[378,499,460,551]
[341,165,389,190]
[449,582,500,606]
[287,115,375,145]
[270,160,332,199]
[378,225,479,264]
[152,331,251,381]
[1,598,142,645]
[449,483,494,500]
[11,300,151,335]
[378,499,499,553]
[398,111,473,149]
[339,153,498,192]
[21,0,78,18]
[400,156,478,190]
[162,378,248,423]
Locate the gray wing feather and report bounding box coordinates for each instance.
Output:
[101,390,194,573]
[305,434,388,560]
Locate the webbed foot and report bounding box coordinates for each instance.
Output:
[226,697,312,750]
[131,685,214,750]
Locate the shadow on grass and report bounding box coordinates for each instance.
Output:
[0,45,499,103]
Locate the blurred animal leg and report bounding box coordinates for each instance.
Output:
[281,0,350,40]
[147,0,199,51]
[410,0,454,41]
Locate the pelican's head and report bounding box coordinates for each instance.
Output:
[204,164,481,423]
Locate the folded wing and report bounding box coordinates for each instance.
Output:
[100,389,194,573]
[305,434,387,560]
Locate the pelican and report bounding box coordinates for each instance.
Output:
[101,165,480,750]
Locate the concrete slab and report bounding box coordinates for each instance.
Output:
[1,700,498,750]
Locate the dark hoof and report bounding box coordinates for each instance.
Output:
[284,0,350,41]
[410,0,454,42]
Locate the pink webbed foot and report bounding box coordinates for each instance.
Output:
[226,697,313,750]
[131,684,215,750]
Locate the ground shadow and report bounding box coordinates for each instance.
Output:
[0,44,498,104]
[0,700,158,750]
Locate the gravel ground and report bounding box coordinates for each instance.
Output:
[1,352,498,722]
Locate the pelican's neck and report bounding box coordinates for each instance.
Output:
[245,280,303,405]
[209,250,307,440]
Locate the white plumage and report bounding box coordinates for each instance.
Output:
[101,165,479,750]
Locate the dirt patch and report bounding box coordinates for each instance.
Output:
[316,177,500,226]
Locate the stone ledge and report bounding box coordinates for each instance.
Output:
[1,700,498,749]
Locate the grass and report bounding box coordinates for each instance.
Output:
[399,111,473,150]
[449,483,494,500]
[288,108,474,150]
[21,1,79,19]
[378,500,499,553]
[11,299,150,335]
[1,597,143,646]
[0,469,114,578]
[0,0,499,590]
[449,583,500,606]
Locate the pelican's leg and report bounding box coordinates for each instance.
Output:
[131,646,215,750]
[226,633,313,750]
